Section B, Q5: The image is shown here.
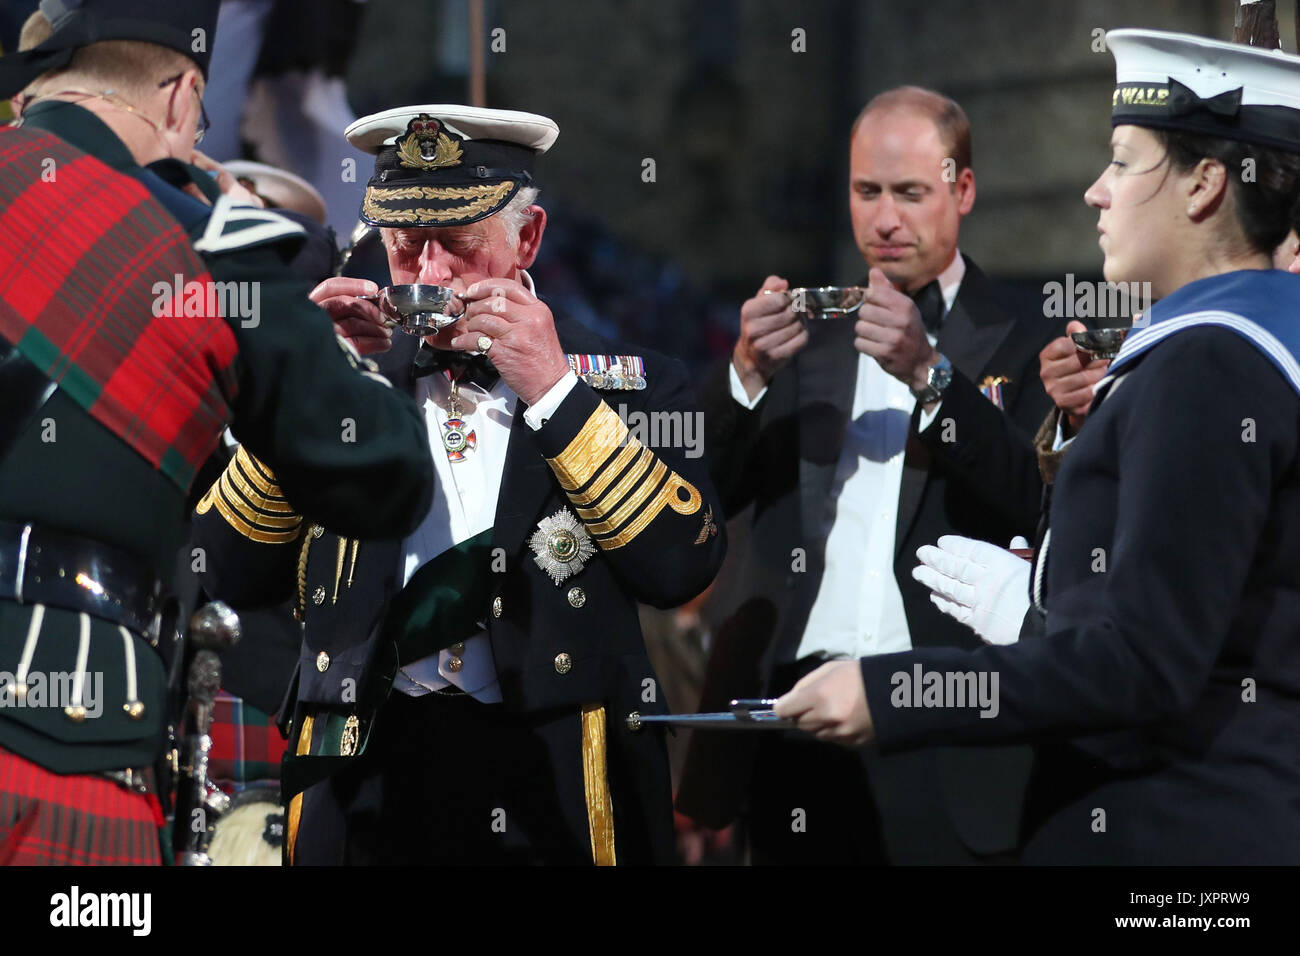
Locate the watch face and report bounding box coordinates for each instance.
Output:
[930,359,953,391]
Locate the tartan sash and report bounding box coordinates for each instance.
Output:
[0,125,239,492]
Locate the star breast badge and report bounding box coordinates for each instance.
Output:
[530,508,597,585]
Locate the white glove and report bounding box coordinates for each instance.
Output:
[912,535,1031,645]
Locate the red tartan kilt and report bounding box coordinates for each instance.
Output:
[0,746,163,866]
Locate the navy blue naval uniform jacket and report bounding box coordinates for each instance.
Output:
[861,270,1300,864]
[194,316,727,861]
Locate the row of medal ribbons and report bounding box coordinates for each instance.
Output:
[566,353,647,390]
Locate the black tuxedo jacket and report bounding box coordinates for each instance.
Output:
[194,314,727,862]
[677,256,1063,856]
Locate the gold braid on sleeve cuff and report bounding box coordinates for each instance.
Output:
[196,447,304,544]
[545,403,701,551]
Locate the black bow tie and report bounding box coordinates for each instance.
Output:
[412,344,500,390]
[912,280,945,336]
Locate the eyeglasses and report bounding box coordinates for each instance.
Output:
[158,73,209,145]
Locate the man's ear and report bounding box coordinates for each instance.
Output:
[955,166,976,216]
[1186,157,1228,221]
[514,204,547,270]
[162,68,202,135]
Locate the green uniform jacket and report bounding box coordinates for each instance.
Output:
[0,103,432,774]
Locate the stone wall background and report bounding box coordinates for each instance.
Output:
[347,1,1278,322]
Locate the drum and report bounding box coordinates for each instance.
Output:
[208,786,284,866]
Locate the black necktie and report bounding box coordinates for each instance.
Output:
[912,280,945,336]
[412,344,500,390]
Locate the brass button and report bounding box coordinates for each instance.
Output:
[554,652,572,675]
[449,642,465,656]
[626,711,642,731]
[316,651,330,672]
[566,587,586,608]
[446,656,464,673]
[312,586,326,605]
[311,524,324,538]
[492,596,503,618]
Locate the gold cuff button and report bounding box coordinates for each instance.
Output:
[447,656,464,673]
[554,652,572,675]
[316,651,331,672]
[312,586,326,605]
[449,642,465,655]
[567,587,586,608]
[492,596,503,618]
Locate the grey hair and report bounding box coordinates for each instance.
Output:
[497,186,540,245]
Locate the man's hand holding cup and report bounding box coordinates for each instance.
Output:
[309,277,393,356]
[732,275,809,402]
[451,278,570,407]
[1039,319,1108,436]
[854,267,941,400]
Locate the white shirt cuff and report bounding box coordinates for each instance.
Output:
[524,369,578,430]
[917,399,944,432]
[1052,415,1078,452]
[729,362,767,409]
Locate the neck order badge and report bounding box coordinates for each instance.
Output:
[440,375,477,462]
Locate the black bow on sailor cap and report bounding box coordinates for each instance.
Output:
[1166,78,1243,119]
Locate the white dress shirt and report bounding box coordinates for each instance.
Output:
[730,252,965,659]
[395,271,577,700]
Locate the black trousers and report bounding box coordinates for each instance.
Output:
[297,691,597,865]
[747,659,1004,865]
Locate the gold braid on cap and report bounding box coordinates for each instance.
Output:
[362,181,515,224]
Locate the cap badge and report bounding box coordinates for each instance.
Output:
[397,115,464,171]
[530,508,597,585]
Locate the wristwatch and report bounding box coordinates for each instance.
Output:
[911,353,953,405]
